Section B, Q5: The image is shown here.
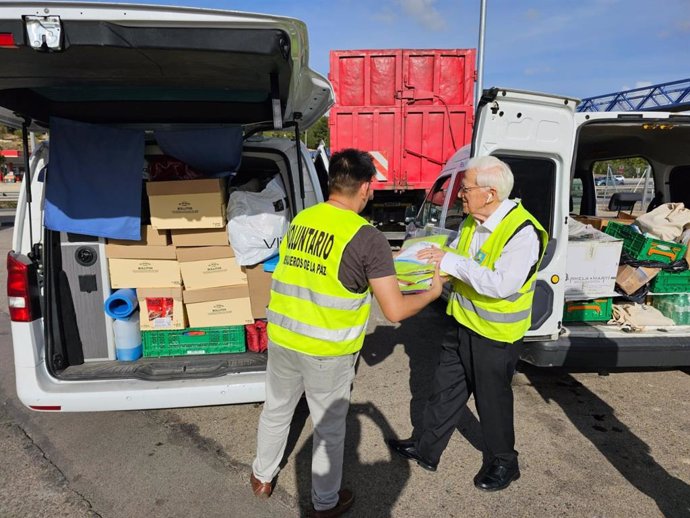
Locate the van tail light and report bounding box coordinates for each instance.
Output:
[0,33,17,48]
[7,252,40,322]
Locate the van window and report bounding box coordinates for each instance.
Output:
[417,175,452,228]
[592,158,653,216]
[496,155,556,235]
[445,174,464,230]
[571,178,583,214]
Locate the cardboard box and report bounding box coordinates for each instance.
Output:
[572,213,635,231]
[147,178,227,229]
[244,264,273,319]
[183,285,254,327]
[108,259,182,288]
[106,243,177,260]
[171,228,229,247]
[137,287,187,330]
[616,265,660,295]
[565,220,624,300]
[106,242,180,288]
[107,225,170,246]
[176,246,246,290]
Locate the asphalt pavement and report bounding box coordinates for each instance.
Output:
[0,222,689,518]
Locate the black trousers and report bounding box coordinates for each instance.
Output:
[417,324,522,467]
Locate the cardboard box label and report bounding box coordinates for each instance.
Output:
[108,258,181,288]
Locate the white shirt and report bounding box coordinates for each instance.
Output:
[440,199,541,299]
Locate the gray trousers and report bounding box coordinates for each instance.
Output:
[252,341,357,511]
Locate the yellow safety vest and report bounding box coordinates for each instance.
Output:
[447,202,548,343]
[267,203,372,356]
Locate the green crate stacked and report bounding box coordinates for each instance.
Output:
[605,222,686,264]
[563,298,612,323]
[652,294,690,325]
[650,269,690,293]
[142,326,246,357]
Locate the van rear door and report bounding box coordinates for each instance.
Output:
[473,88,579,339]
[0,2,333,128]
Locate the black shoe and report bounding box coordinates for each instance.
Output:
[472,460,492,486]
[386,438,438,472]
[474,460,520,492]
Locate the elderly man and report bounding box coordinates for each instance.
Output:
[387,155,547,491]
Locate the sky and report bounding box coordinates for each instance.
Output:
[85,0,689,100]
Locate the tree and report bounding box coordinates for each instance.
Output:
[306,116,329,149]
[592,157,649,177]
[255,116,329,149]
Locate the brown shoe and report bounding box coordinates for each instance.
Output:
[306,489,354,518]
[250,473,273,498]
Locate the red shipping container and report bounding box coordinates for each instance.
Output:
[329,49,476,192]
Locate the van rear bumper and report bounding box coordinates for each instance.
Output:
[520,335,690,368]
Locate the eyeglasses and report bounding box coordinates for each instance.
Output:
[459,185,486,194]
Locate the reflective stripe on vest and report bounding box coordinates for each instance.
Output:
[266,309,368,343]
[267,203,372,356]
[451,289,534,323]
[447,202,547,343]
[501,282,535,303]
[271,278,372,311]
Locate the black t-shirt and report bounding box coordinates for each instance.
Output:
[338,225,396,293]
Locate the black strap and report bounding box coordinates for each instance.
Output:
[505,219,543,284]
[58,270,84,366]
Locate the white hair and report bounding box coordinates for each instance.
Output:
[466,155,514,201]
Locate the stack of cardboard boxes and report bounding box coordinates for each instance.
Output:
[106,225,186,331]
[105,178,273,353]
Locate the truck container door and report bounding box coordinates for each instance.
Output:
[398,50,475,191]
[473,88,578,340]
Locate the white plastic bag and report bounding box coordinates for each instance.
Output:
[227,177,289,266]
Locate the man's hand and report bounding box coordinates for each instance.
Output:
[417,245,447,265]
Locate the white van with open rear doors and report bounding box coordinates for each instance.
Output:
[408,88,690,369]
[3,2,334,411]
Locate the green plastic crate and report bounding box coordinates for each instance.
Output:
[563,298,612,322]
[605,221,686,264]
[650,270,690,293]
[142,326,246,357]
[652,294,690,325]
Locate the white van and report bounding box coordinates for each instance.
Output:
[3,2,333,411]
[408,88,690,368]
